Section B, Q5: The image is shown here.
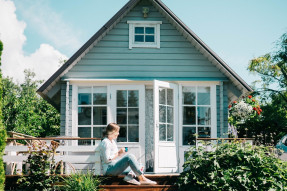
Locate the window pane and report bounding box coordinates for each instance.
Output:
[145,35,155,42]
[183,87,196,105]
[128,125,139,142]
[167,106,173,123]
[117,108,127,124]
[128,91,139,107]
[93,107,107,125]
[78,87,91,105]
[183,107,196,125]
[135,35,144,42]
[183,127,196,145]
[78,127,91,145]
[117,125,127,142]
[93,127,105,138]
[159,124,166,141]
[159,105,166,123]
[198,87,210,105]
[135,27,144,34]
[128,108,139,124]
[78,107,91,125]
[117,90,127,107]
[167,125,173,141]
[159,88,165,105]
[198,107,211,125]
[198,127,211,138]
[167,89,173,106]
[93,87,107,105]
[145,27,155,34]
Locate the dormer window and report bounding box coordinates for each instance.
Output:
[127,21,162,49]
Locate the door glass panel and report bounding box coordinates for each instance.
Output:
[167,125,173,141]
[167,89,173,105]
[93,127,105,139]
[198,127,211,138]
[117,90,127,107]
[118,125,127,142]
[116,90,139,142]
[128,108,139,124]
[128,125,139,142]
[78,107,91,125]
[159,124,166,141]
[117,108,127,124]
[183,127,196,145]
[78,87,91,105]
[128,91,139,107]
[183,107,196,125]
[159,88,165,105]
[197,87,210,105]
[183,87,196,105]
[159,105,166,123]
[167,106,173,123]
[198,107,211,125]
[78,127,91,145]
[93,87,107,105]
[93,107,107,125]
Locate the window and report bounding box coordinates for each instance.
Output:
[78,86,107,145]
[127,21,162,49]
[182,86,211,145]
[116,90,139,142]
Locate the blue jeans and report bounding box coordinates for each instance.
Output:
[105,154,143,176]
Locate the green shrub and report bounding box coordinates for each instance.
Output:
[177,141,287,191]
[60,171,101,191]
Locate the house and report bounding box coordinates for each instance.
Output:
[37,0,252,174]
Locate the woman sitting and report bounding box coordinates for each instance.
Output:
[100,123,157,185]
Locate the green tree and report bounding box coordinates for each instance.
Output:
[2,70,60,137]
[248,33,287,104]
[0,41,7,190]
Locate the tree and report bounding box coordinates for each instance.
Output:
[248,33,287,105]
[2,70,60,137]
[0,40,7,191]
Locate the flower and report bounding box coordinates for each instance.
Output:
[248,95,252,98]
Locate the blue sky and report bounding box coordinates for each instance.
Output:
[0,0,286,85]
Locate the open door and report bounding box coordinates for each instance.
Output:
[153,80,178,173]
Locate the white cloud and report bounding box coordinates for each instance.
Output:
[0,0,67,83]
[14,0,82,54]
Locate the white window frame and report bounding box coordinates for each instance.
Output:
[127,21,162,49]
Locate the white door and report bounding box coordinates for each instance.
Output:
[153,80,178,173]
[110,85,145,165]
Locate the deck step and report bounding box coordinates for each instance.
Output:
[100,184,177,191]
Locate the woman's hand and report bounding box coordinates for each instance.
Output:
[118,148,126,156]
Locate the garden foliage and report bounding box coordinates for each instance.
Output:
[177,141,287,191]
[0,40,7,191]
[17,140,60,191]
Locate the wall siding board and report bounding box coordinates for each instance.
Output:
[60,83,72,136]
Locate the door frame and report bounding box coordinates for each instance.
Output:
[153,80,179,173]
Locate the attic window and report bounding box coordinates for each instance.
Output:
[127,21,162,49]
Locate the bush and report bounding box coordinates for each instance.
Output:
[60,171,101,191]
[177,141,287,191]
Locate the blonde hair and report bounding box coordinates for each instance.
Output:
[104,123,120,137]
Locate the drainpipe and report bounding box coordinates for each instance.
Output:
[220,81,224,137]
[65,81,70,136]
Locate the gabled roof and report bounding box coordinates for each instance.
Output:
[37,0,252,105]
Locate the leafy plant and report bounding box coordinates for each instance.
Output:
[60,171,102,191]
[177,141,287,191]
[17,140,60,191]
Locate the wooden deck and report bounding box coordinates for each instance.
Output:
[5,174,179,191]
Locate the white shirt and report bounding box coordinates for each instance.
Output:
[100,138,119,174]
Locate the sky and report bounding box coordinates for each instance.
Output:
[0,0,286,86]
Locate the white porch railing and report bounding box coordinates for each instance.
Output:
[4,137,102,175]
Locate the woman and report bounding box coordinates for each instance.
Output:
[100,123,157,185]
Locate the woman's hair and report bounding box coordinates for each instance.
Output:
[103,123,120,137]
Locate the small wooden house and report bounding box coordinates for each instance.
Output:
[37,0,252,174]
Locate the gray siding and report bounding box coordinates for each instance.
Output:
[60,83,73,136]
[216,83,229,138]
[63,0,225,80]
